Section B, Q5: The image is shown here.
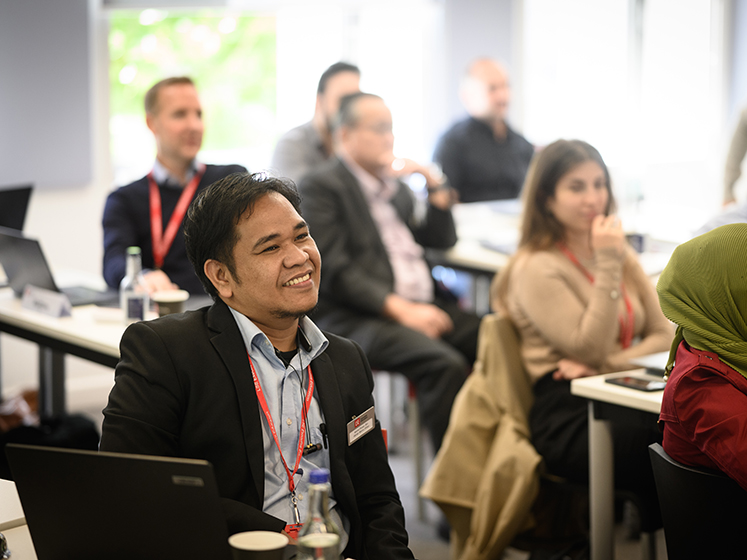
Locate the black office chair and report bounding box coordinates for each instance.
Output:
[649,442,747,560]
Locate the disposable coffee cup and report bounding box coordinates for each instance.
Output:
[152,289,189,316]
[228,531,288,560]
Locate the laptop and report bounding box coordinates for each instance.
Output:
[0,226,117,306]
[5,444,231,560]
[0,184,32,231]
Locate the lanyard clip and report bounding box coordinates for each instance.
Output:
[320,422,328,449]
[291,491,301,524]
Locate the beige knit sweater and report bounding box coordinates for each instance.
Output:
[504,246,673,383]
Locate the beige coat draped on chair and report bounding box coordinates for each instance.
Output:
[420,313,542,560]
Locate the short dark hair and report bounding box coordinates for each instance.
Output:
[336,92,382,130]
[184,172,302,298]
[317,62,360,95]
[144,76,195,115]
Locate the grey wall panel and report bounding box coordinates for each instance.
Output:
[0,0,92,188]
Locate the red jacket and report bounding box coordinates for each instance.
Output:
[660,341,747,490]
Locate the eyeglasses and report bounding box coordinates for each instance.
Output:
[357,123,393,135]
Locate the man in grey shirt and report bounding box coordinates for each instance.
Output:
[271,62,360,183]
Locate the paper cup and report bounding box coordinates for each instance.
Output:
[152,289,189,316]
[228,531,288,560]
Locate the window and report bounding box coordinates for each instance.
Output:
[522,0,727,240]
[108,8,276,185]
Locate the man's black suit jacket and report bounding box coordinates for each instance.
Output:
[99,298,413,560]
[102,164,246,294]
[299,157,457,331]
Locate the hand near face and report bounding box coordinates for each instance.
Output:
[552,358,599,381]
[389,158,456,210]
[591,214,625,257]
[389,157,424,178]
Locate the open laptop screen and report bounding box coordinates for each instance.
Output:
[0,226,117,306]
[6,444,232,560]
[0,184,32,231]
[0,225,58,295]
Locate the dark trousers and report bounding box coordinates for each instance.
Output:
[530,372,662,527]
[314,296,480,451]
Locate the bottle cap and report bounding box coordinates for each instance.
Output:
[309,468,330,484]
[126,246,141,255]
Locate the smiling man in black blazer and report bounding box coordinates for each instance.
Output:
[99,172,415,560]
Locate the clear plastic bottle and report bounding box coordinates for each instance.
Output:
[296,468,341,560]
[120,246,149,323]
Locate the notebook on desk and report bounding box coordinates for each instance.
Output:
[0,226,117,306]
[5,444,232,560]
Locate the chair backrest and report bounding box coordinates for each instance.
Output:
[648,442,747,560]
[474,313,534,424]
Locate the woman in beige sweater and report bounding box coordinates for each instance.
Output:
[492,139,672,492]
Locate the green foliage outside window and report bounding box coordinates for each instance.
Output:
[109,9,276,151]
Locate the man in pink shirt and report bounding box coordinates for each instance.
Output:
[299,92,480,451]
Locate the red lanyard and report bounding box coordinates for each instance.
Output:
[247,354,314,496]
[147,165,205,269]
[557,243,634,349]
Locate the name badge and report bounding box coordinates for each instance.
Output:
[346,405,375,446]
[22,285,72,318]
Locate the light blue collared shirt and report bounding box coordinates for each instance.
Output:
[151,158,199,189]
[229,308,350,548]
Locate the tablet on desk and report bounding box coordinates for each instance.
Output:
[605,375,666,392]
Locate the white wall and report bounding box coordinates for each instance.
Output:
[0,0,113,278]
[1,0,114,395]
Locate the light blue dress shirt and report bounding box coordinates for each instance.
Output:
[229,308,350,548]
[151,158,199,188]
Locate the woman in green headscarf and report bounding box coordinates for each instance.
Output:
[657,223,747,489]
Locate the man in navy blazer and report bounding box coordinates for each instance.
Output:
[99,172,415,560]
[102,76,246,294]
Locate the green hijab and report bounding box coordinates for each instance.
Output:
[657,223,747,378]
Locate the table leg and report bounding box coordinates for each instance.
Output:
[38,346,65,418]
[473,274,492,316]
[588,401,615,560]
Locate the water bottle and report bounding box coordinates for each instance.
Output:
[120,246,149,323]
[297,468,341,560]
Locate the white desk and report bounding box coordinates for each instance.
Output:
[1,525,36,559]
[443,200,519,272]
[0,479,25,531]
[0,289,212,416]
[0,290,125,416]
[571,370,664,560]
[0,479,34,559]
[425,201,518,313]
